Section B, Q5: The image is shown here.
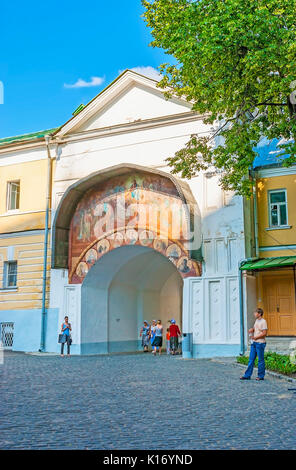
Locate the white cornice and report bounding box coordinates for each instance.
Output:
[0,229,47,239]
[0,140,47,156]
[0,209,46,218]
[0,111,206,160]
[54,111,205,145]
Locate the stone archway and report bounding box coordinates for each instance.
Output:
[51,164,202,354]
[80,245,183,354]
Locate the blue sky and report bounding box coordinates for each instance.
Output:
[0,0,169,138]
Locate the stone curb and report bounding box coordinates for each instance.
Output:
[212,357,296,384]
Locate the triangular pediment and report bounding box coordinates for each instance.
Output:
[54,70,192,137]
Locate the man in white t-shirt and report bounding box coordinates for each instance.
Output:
[240,308,268,381]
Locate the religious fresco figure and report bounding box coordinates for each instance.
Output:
[130,178,139,190]
[97,239,110,255]
[177,257,192,274]
[108,231,124,248]
[76,261,88,278]
[85,248,97,264]
[125,229,138,244]
[77,208,92,241]
[77,209,85,240]
[166,244,181,260]
[139,230,154,246]
[153,238,168,253]
[94,202,115,239]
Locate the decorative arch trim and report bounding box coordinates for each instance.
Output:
[70,227,201,284]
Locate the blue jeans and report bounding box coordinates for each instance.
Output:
[244,342,266,379]
[61,335,71,355]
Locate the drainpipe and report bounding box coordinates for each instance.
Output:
[251,170,259,258]
[39,135,52,352]
[239,255,261,355]
[239,260,247,356]
[238,171,260,355]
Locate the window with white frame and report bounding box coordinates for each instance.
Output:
[269,189,288,227]
[3,261,17,288]
[7,181,20,211]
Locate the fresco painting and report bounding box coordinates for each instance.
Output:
[69,172,201,283]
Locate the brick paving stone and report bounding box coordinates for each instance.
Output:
[0,351,295,449]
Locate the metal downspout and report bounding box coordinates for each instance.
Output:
[252,171,259,258]
[238,258,258,356]
[239,174,259,354]
[293,265,296,304]
[239,261,245,355]
[39,135,52,352]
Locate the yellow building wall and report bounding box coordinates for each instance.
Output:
[257,174,296,258]
[0,158,50,233]
[0,155,55,311]
[0,233,51,310]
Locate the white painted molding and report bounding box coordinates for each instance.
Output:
[265,225,292,231]
[0,209,46,218]
[259,244,296,251]
[55,111,204,145]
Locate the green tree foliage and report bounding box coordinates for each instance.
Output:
[143,0,296,195]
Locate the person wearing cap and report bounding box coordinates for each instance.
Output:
[140,320,150,352]
[169,319,181,355]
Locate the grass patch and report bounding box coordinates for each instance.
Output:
[237,351,296,376]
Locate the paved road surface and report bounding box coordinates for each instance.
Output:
[0,352,295,449]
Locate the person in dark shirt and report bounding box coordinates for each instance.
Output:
[169,319,181,355]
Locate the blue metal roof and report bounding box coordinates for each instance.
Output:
[253,138,291,169]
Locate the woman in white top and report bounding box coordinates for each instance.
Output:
[151,320,163,356]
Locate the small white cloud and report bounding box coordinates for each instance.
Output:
[64,76,105,89]
[256,137,269,148]
[119,66,162,81]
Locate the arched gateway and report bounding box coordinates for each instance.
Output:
[52,164,201,354]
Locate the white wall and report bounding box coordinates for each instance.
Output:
[52,117,210,209]
[79,245,183,353]
[108,283,138,344]
[185,276,240,346]
[79,84,192,130]
[160,271,183,328]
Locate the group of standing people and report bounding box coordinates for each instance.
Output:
[59,315,182,358]
[140,318,181,356]
[59,310,268,379]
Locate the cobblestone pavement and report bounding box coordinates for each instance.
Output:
[0,351,296,450]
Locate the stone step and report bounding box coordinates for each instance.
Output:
[246,337,296,356]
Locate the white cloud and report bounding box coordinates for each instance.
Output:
[119,66,162,81]
[64,76,105,89]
